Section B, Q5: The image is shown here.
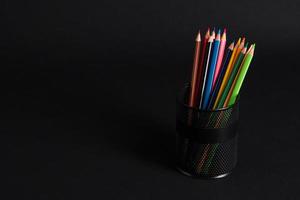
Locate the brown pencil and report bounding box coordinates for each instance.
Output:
[189,31,202,107]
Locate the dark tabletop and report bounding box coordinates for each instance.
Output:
[1,0,300,199]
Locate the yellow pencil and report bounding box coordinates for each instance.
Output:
[213,38,241,109]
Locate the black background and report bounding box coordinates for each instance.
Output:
[1,0,300,199]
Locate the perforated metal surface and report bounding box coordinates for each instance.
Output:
[176,86,239,178]
[176,135,238,177]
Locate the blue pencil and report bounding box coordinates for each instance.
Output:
[207,42,234,109]
[202,29,221,109]
[199,32,215,109]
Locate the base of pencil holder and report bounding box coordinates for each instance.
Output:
[176,167,231,179]
[176,85,239,179]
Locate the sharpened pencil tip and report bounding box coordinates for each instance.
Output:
[208,34,215,42]
[205,29,210,39]
[216,32,221,40]
[246,45,253,54]
[211,30,216,39]
[241,37,246,44]
[242,47,247,54]
[239,40,244,49]
[246,44,255,56]
[236,38,241,46]
[229,42,235,50]
[221,29,226,40]
[251,44,256,55]
[195,31,201,41]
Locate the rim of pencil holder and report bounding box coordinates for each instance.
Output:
[175,84,239,179]
[177,84,237,113]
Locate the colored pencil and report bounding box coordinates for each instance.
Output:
[212,29,227,89]
[230,38,244,74]
[207,42,234,109]
[199,32,215,109]
[202,30,221,109]
[216,46,247,108]
[194,28,210,106]
[188,31,202,107]
[232,37,245,65]
[227,44,255,106]
[202,44,253,173]
[213,38,241,109]
[184,28,256,175]
[224,44,252,106]
[199,42,235,169]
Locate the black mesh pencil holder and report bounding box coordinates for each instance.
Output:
[176,85,239,179]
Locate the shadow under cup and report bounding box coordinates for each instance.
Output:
[176,86,239,179]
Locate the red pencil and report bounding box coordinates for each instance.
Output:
[194,28,210,107]
[189,31,201,107]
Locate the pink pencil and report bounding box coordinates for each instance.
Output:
[212,29,227,88]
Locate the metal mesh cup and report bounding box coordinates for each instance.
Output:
[176,85,239,179]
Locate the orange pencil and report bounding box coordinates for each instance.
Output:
[232,37,245,64]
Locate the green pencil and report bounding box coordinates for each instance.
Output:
[228,44,255,106]
[216,45,247,109]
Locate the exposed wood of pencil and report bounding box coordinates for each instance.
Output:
[228,42,235,51]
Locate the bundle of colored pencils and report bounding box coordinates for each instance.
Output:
[186,28,255,174]
[188,28,255,110]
